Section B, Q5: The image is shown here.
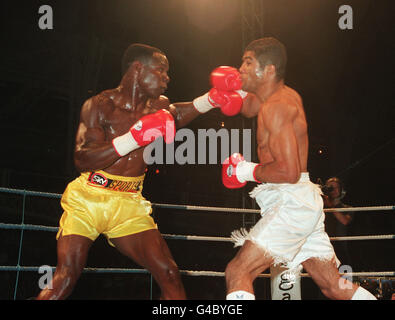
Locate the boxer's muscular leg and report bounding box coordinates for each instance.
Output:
[36,234,93,300]
[110,229,186,300]
[302,257,357,300]
[225,240,273,298]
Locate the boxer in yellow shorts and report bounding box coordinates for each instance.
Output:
[57,171,157,246]
[35,44,215,300]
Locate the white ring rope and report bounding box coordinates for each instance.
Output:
[0,266,393,278]
[152,203,395,214]
[161,233,395,242]
[323,206,394,213]
[0,187,393,214]
[0,223,393,242]
[181,271,395,278]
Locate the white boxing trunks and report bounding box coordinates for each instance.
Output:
[231,172,339,272]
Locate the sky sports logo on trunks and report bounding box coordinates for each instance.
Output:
[89,172,108,186]
[88,172,142,192]
[142,126,252,165]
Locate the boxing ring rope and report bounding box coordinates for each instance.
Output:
[0,186,393,213]
[0,187,394,299]
[1,223,394,242]
[1,265,394,278]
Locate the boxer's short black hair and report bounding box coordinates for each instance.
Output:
[121,43,164,76]
[245,37,287,80]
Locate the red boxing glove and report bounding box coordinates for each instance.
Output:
[193,66,245,116]
[210,66,242,91]
[208,88,243,116]
[193,88,243,116]
[222,153,261,189]
[112,109,175,157]
[131,109,175,145]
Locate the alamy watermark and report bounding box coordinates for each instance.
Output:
[38,265,53,290]
[38,5,53,30]
[142,127,252,165]
[339,264,354,290]
[38,5,354,33]
[338,5,353,30]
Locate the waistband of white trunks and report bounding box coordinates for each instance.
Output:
[298,172,310,182]
[249,172,312,199]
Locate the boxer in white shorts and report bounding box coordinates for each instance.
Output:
[220,37,376,300]
[231,173,339,276]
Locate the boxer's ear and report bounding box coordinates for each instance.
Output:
[262,64,276,79]
[122,61,143,80]
[130,60,143,74]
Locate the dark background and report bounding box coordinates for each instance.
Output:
[0,0,394,300]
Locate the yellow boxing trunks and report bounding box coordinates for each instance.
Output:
[56,170,157,246]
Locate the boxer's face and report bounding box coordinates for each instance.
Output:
[239,51,266,92]
[139,52,170,98]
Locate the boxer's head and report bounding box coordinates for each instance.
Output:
[121,43,169,98]
[240,37,287,92]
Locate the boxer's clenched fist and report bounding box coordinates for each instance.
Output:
[193,66,247,116]
[210,66,242,91]
[112,109,175,157]
[222,153,261,189]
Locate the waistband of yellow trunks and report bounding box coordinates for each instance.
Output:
[83,170,145,193]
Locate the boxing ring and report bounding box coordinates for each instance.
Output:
[0,187,394,300]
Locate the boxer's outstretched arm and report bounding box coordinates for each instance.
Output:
[169,102,201,128]
[254,102,301,183]
[74,97,120,172]
[150,95,200,129]
[169,93,259,128]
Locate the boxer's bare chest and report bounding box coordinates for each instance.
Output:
[255,86,307,167]
[99,93,156,141]
[101,107,141,140]
[97,92,158,175]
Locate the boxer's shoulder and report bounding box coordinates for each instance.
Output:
[283,85,302,99]
[264,87,300,116]
[266,85,300,105]
[147,95,178,119]
[147,95,170,111]
[261,100,297,130]
[97,89,118,110]
[83,90,115,113]
[79,91,117,128]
